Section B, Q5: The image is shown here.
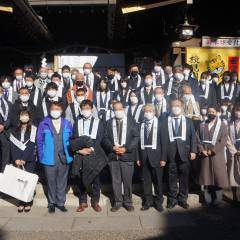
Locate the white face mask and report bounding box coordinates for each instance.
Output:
[2,82,10,89]
[20,115,30,123]
[71,74,76,80]
[183,69,190,76]
[183,94,191,102]
[62,72,70,79]
[212,77,219,83]
[155,94,163,102]
[201,109,207,115]
[115,73,121,81]
[221,105,228,112]
[172,106,182,116]
[50,110,62,119]
[130,96,138,105]
[145,78,153,86]
[144,112,154,121]
[154,66,161,73]
[76,96,85,103]
[83,69,91,75]
[20,94,30,103]
[48,73,53,79]
[114,110,125,119]
[25,81,33,88]
[174,73,184,82]
[40,73,47,79]
[47,90,57,98]
[82,110,92,119]
[121,82,127,89]
[16,75,23,81]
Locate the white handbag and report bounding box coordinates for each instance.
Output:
[0,165,39,202]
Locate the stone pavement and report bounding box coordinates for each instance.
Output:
[0,186,240,240]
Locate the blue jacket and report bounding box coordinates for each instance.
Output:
[37,117,73,166]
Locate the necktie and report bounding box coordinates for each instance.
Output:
[145,121,151,138]
[174,118,180,134]
[117,120,122,145]
[156,103,161,117]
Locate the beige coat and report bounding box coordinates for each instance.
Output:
[197,120,229,188]
[226,123,240,187]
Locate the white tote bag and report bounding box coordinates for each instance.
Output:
[0,165,39,202]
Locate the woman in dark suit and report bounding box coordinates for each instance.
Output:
[10,108,37,213]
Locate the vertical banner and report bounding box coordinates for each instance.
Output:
[228,56,239,74]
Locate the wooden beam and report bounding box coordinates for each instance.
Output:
[0,6,13,13]
[122,0,186,14]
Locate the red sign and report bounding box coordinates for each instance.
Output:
[228,56,239,73]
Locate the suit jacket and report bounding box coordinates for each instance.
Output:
[217,83,237,104]
[0,98,12,130]
[197,84,217,107]
[161,116,197,162]
[139,119,164,168]
[102,116,140,162]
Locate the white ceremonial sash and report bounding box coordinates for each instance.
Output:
[106,110,115,121]
[9,126,36,151]
[199,83,209,99]
[167,77,174,96]
[42,98,48,117]
[202,117,221,146]
[230,123,240,145]
[152,68,165,88]
[112,116,127,146]
[33,88,39,107]
[57,84,63,98]
[77,118,99,139]
[135,105,143,123]
[8,86,13,103]
[97,91,110,111]
[161,98,167,113]
[73,100,80,119]
[0,97,9,121]
[168,115,187,142]
[221,84,234,100]
[140,117,158,150]
[186,95,200,117]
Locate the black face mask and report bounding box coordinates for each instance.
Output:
[131,71,139,77]
[207,114,216,121]
[76,81,84,87]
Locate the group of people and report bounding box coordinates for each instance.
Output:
[0,61,240,214]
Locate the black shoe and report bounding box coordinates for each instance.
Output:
[141,205,150,211]
[166,202,177,209]
[110,205,121,212]
[56,205,68,212]
[125,206,134,212]
[155,205,164,212]
[48,205,55,214]
[178,201,189,209]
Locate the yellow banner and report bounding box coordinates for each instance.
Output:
[186,47,240,81]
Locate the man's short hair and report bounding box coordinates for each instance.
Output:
[46,82,58,91]
[62,65,71,72]
[50,101,63,109]
[142,104,155,112]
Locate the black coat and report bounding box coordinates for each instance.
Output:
[10,127,36,172]
[160,116,197,163]
[0,98,12,130]
[71,118,108,187]
[102,117,140,162]
[217,83,237,104]
[139,119,164,168]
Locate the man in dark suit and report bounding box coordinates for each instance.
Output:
[72,100,107,213]
[137,104,166,212]
[161,97,197,209]
[0,86,12,172]
[83,62,100,92]
[102,101,139,212]
[10,87,41,128]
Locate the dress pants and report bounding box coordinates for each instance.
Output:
[109,160,134,207]
[44,162,69,207]
[167,151,190,204]
[0,132,10,172]
[142,159,163,207]
[77,174,101,206]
